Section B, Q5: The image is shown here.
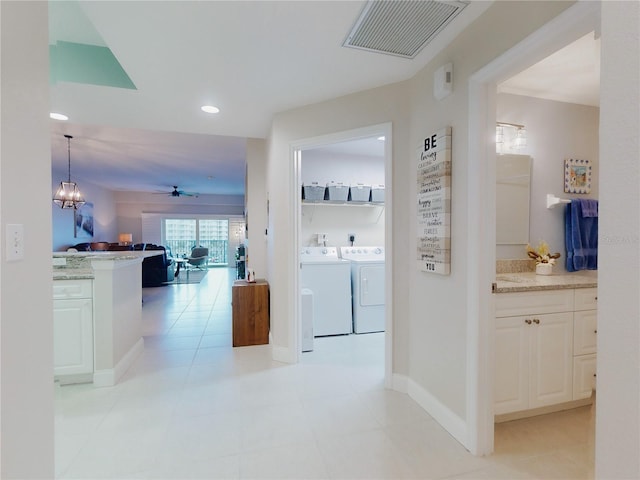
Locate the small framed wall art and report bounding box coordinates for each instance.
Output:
[564,158,592,194]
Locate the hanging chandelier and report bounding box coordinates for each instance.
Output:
[53,134,85,209]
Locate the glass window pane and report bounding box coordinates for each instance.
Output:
[199,219,229,264]
[164,219,196,257]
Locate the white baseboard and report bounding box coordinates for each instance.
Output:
[391,373,409,393]
[407,378,468,448]
[93,338,144,387]
[271,344,296,364]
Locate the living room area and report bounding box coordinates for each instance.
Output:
[52,167,249,287]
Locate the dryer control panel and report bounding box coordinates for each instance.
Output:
[339,246,385,261]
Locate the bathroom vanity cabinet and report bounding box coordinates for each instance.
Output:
[495,287,597,419]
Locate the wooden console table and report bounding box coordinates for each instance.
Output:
[232,279,269,347]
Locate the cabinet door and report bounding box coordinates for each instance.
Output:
[529,312,574,409]
[495,315,529,415]
[573,354,597,400]
[574,310,597,355]
[54,298,93,376]
[574,288,598,311]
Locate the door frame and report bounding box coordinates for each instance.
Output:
[466,1,600,455]
[290,123,393,386]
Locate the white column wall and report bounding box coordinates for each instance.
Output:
[0,1,55,477]
[246,138,268,279]
[595,1,640,478]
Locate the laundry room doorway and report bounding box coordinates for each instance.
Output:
[291,123,393,387]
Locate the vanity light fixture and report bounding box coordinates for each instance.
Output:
[496,122,526,151]
[53,134,85,209]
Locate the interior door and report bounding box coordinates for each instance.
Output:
[359,264,385,306]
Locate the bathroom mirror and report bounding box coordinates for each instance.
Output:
[496,154,531,244]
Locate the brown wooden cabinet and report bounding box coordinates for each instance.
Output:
[232,279,269,347]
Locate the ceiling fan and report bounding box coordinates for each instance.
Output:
[155,186,199,197]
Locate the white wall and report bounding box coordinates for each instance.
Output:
[0,2,55,477]
[300,205,385,248]
[301,150,385,248]
[245,138,268,279]
[405,1,575,426]
[496,93,599,267]
[266,81,413,371]
[596,1,640,478]
[115,191,244,245]
[265,0,574,447]
[301,151,384,187]
[52,173,118,251]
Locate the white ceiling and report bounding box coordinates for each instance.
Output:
[49,2,599,196]
[49,0,491,195]
[498,32,601,107]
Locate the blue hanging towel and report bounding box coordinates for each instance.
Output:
[565,199,598,272]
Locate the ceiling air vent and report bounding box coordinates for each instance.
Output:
[343,0,469,59]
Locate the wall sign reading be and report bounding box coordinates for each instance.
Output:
[424,134,438,152]
[416,127,452,275]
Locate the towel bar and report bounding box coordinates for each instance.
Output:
[546,193,571,209]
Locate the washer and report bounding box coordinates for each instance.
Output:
[339,246,385,334]
[300,247,352,336]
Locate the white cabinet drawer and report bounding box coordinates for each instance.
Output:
[53,279,93,299]
[574,310,597,355]
[495,290,574,318]
[574,288,598,311]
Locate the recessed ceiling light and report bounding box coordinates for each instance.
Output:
[50,112,69,121]
[201,105,220,114]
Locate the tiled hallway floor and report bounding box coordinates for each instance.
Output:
[55,268,594,479]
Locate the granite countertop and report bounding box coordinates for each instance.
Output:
[495,271,597,293]
[52,251,159,279]
[53,269,95,280]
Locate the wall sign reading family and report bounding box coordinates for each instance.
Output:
[417,127,451,275]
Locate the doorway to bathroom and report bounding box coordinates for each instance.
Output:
[466,1,600,455]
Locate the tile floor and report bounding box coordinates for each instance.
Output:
[55,267,595,479]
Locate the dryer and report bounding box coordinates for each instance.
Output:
[339,247,385,334]
[300,247,352,336]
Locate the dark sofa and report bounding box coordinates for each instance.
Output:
[140,244,174,287]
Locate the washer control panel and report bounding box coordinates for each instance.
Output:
[300,246,340,260]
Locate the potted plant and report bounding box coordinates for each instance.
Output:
[526,241,561,275]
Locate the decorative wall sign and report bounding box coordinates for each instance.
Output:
[417,127,451,275]
[564,158,592,194]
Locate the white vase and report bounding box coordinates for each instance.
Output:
[536,263,553,275]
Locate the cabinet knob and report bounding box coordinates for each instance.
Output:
[525,319,532,325]
[533,318,540,325]
[594,329,597,334]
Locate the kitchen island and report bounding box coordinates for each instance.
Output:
[53,251,162,386]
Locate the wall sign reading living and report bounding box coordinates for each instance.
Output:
[417,127,451,275]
